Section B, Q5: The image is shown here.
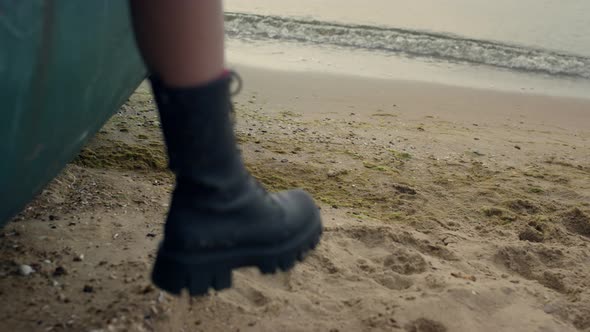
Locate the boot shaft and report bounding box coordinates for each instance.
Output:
[150,75,248,198]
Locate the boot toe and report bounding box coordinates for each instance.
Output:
[273,189,322,232]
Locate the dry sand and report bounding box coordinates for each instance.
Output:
[1,66,589,331]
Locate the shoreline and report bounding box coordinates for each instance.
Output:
[227,39,590,100]
[232,64,590,131]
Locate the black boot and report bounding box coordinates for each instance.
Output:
[149,73,322,295]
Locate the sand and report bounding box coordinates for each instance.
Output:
[1,66,589,331]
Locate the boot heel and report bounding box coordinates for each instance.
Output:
[211,268,232,291]
[152,250,234,296]
[151,251,187,295]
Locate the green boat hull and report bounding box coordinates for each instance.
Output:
[0,1,147,225]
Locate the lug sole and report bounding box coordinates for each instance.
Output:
[151,222,322,296]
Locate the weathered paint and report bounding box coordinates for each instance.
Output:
[0,0,147,225]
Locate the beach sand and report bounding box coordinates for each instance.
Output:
[1,66,589,331]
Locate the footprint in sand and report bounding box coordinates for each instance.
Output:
[405,318,448,332]
[495,244,573,293]
[383,247,428,275]
[233,284,272,307]
[375,273,414,290]
[562,208,590,237]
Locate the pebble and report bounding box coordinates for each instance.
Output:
[543,303,560,314]
[53,266,67,277]
[450,272,477,282]
[501,287,514,295]
[157,292,166,303]
[19,264,35,276]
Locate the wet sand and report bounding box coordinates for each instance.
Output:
[1,66,589,331]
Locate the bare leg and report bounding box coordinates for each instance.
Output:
[129,0,225,87]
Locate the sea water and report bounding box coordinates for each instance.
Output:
[225,0,590,98]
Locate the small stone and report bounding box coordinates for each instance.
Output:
[514,145,521,150]
[19,265,35,276]
[518,228,544,243]
[140,284,155,294]
[543,303,560,314]
[150,305,158,315]
[450,272,476,282]
[157,292,166,303]
[73,254,84,262]
[53,266,67,277]
[57,293,68,303]
[501,287,514,295]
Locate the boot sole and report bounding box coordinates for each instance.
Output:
[151,222,322,296]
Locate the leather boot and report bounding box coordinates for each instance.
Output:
[149,73,322,295]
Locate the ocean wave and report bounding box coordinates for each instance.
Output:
[225,12,590,80]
